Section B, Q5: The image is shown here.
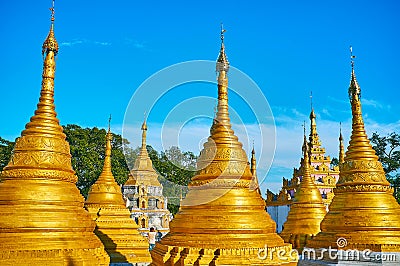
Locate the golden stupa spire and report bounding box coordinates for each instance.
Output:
[140,113,149,154]
[307,47,400,253]
[124,114,161,186]
[0,2,110,264]
[281,127,327,250]
[250,143,257,177]
[250,142,261,194]
[85,116,126,205]
[85,118,152,264]
[98,115,114,183]
[339,122,345,164]
[151,26,297,265]
[309,92,321,148]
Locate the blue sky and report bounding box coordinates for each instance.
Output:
[1,0,400,194]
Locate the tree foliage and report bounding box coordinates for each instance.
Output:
[330,157,339,167]
[0,137,15,171]
[370,132,400,202]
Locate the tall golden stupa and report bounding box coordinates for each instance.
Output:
[85,119,152,264]
[307,51,400,252]
[0,3,109,265]
[150,28,297,265]
[280,131,326,250]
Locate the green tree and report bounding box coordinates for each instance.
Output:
[147,146,197,215]
[0,137,15,171]
[370,132,400,202]
[330,157,339,167]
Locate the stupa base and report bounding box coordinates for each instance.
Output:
[0,247,110,266]
[298,248,400,266]
[110,263,150,266]
[150,243,298,265]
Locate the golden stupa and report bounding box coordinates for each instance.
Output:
[0,4,109,265]
[307,51,400,252]
[84,119,152,264]
[150,28,297,265]
[280,131,327,249]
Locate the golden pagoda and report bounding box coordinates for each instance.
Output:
[85,119,152,264]
[0,3,109,265]
[306,50,400,253]
[150,27,297,265]
[280,131,327,250]
[123,119,171,236]
[266,107,340,211]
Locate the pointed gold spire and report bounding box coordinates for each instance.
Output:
[0,3,109,264]
[339,123,345,164]
[280,130,327,250]
[250,144,257,177]
[124,115,161,186]
[151,27,297,265]
[309,107,321,148]
[250,143,261,194]
[85,118,151,264]
[307,47,400,253]
[141,114,148,153]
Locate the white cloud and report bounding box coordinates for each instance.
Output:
[60,39,111,47]
[362,98,391,111]
[120,107,400,196]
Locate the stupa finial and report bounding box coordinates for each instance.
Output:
[216,23,229,77]
[339,122,345,164]
[309,97,320,148]
[250,141,256,176]
[141,113,148,150]
[108,114,111,132]
[42,0,58,57]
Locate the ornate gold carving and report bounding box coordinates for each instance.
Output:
[335,184,393,193]
[14,135,70,153]
[189,179,251,189]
